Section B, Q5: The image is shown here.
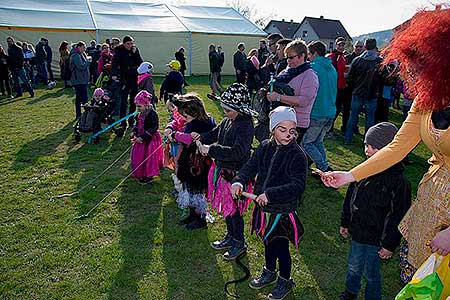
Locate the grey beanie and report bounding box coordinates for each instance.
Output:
[269,106,297,131]
[364,122,398,150]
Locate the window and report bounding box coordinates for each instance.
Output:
[302,30,307,37]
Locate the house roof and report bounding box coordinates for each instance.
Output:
[299,16,352,40]
[264,20,301,38]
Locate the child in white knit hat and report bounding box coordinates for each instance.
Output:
[231,106,308,300]
[137,62,156,106]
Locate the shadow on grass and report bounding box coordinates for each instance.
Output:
[10,122,73,171]
[27,87,72,105]
[162,193,228,300]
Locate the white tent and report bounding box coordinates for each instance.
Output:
[0,0,266,75]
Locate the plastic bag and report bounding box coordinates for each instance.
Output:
[396,253,450,300]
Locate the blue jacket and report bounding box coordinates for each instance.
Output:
[310,56,337,119]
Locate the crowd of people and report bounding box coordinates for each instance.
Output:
[2,8,449,300]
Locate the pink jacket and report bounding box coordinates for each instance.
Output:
[287,68,319,128]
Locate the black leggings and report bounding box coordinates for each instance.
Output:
[225,212,244,241]
[265,238,291,279]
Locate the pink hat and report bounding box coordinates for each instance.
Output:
[134,90,152,106]
[93,88,104,97]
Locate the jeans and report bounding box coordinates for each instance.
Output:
[335,88,352,133]
[11,68,33,96]
[35,62,48,84]
[73,84,88,119]
[302,118,333,171]
[0,77,12,95]
[344,95,377,143]
[265,238,291,279]
[345,241,382,300]
[225,212,244,241]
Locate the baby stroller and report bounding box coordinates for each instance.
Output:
[73,95,121,143]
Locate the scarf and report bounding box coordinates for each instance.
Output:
[274,62,311,84]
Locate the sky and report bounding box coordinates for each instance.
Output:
[167,0,438,36]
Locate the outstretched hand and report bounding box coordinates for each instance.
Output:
[321,171,356,188]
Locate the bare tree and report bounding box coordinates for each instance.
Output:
[227,0,276,28]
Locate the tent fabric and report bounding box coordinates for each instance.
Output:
[0,0,267,75]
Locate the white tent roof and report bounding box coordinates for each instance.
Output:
[0,0,266,36]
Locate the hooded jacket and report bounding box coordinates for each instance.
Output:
[69,47,89,85]
[233,139,308,214]
[346,50,383,99]
[310,56,337,119]
[341,162,411,252]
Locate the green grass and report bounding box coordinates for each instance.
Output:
[0,76,431,300]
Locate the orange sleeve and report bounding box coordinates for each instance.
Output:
[351,104,423,181]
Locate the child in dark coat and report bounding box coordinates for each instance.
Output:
[231,106,308,300]
[338,122,412,300]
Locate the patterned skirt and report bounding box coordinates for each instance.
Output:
[250,204,305,248]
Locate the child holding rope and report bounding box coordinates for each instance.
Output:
[191,83,255,260]
[130,90,163,185]
[231,106,307,300]
[167,94,216,230]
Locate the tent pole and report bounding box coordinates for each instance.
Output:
[188,32,193,76]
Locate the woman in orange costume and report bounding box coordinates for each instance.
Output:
[322,8,450,284]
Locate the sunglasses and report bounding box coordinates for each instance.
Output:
[287,54,299,60]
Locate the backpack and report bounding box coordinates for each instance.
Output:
[78,111,98,133]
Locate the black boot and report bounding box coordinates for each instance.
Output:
[185,214,207,230]
[337,290,358,300]
[211,234,233,250]
[223,239,246,261]
[268,276,295,300]
[249,266,277,289]
[179,207,196,225]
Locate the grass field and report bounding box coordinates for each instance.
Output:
[0,76,430,300]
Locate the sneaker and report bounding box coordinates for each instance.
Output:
[268,276,295,300]
[185,217,207,230]
[337,290,358,300]
[249,266,277,290]
[211,235,233,250]
[29,91,34,98]
[223,239,246,260]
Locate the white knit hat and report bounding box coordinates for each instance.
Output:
[137,62,153,74]
[269,106,297,131]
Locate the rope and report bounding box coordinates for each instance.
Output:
[51,145,132,200]
[224,252,251,298]
[74,142,165,220]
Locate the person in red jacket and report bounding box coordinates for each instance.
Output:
[328,37,348,135]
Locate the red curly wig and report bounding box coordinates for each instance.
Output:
[382,8,450,112]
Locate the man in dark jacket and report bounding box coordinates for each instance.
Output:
[111,35,143,127]
[257,39,269,66]
[209,44,224,95]
[42,38,55,83]
[233,43,246,84]
[35,38,48,85]
[259,33,284,85]
[344,38,383,144]
[274,38,291,75]
[338,122,411,300]
[0,44,13,98]
[175,47,188,86]
[86,40,100,85]
[6,37,34,98]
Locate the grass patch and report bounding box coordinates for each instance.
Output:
[0,76,430,300]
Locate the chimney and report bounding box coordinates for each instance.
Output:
[320,15,324,19]
[282,18,285,22]
[290,19,293,23]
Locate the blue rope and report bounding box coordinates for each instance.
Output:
[88,111,137,144]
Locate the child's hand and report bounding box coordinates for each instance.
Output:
[339,227,349,239]
[131,136,137,144]
[378,248,393,259]
[136,137,143,144]
[191,132,201,141]
[164,129,172,137]
[231,184,243,199]
[256,193,268,206]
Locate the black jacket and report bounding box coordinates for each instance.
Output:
[201,114,254,171]
[175,51,187,72]
[0,52,9,78]
[7,43,24,70]
[233,50,246,71]
[111,44,143,80]
[345,52,359,65]
[132,109,159,142]
[346,50,383,99]
[233,139,307,214]
[44,44,53,62]
[209,50,221,73]
[341,163,411,252]
[35,42,47,64]
[258,47,269,66]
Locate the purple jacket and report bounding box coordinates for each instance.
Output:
[287,68,319,128]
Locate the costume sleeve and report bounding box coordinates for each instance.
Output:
[340,183,355,228]
[208,122,254,162]
[351,102,422,181]
[140,110,158,141]
[265,150,307,203]
[232,145,260,186]
[174,132,193,145]
[381,177,412,252]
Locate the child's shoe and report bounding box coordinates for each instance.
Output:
[223,239,246,260]
[249,266,277,289]
[337,290,358,300]
[178,208,196,225]
[185,215,207,230]
[211,234,233,250]
[268,276,295,300]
